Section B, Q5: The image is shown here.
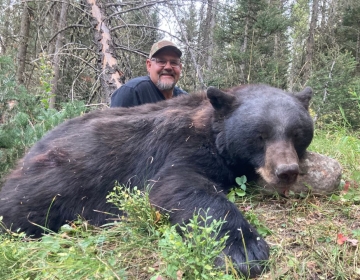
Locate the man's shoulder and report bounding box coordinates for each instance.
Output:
[111,77,152,107]
[122,76,152,89]
[174,86,188,96]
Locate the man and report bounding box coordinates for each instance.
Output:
[110,40,187,108]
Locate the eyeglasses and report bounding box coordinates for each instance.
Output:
[150,58,181,68]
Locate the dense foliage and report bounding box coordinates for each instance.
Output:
[0,56,87,180]
[0,0,359,124]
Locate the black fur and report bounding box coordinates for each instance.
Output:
[0,84,314,278]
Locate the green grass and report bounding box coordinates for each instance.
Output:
[0,125,359,280]
[310,124,360,182]
[0,219,157,279]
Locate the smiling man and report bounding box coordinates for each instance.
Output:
[110,40,188,108]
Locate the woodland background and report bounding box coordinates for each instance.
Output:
[0,0,359,120]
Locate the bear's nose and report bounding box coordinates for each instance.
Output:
[276,164,299,184]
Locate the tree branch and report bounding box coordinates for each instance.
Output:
[111,23,182,40]
[107,0,169,19]
[113,46,148,57]
[48,24,91,44]
[168,3,206,89]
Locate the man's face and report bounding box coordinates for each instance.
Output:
[146,49,182,92]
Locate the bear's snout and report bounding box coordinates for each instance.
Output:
[275,163,299,184]
[256,140,301,190]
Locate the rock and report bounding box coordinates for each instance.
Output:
[257,151,342,195]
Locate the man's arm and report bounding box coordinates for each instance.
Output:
[110,86,140,108]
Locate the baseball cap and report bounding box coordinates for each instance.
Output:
[149,40,182,59]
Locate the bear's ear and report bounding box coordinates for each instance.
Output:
[207,87,236,112]
[294,87,313,110]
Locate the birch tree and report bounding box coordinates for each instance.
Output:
[87,0,123,102]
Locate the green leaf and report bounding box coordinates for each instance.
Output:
[352,229,360,238]
[227,191,235,203]
[235,189,246,197]
[235,176,247,186]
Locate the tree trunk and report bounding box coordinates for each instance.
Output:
[320,0,326,30]
[239,14,249,83]
[0,0,12,54]
[205,0,218,70]
[87,0,123,103]
[49,0,69,109]
[48,6,60,58]
[197,1,205,62]
[16,2,31,84]
[356,30,360,63]
[304,0,319,81]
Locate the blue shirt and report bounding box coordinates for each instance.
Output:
[110,76,187,108]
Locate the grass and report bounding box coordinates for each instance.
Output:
[310,123,360,181]
[0,124,359,279]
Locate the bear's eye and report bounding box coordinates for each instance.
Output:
[258,133,267,141]
[292,130,301,139]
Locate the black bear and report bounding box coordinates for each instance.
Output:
[0,84,313,278]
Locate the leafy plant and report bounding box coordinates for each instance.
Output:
[155,209,234,280]
[342,186,360,203]
[227,175,247,203]
[0,55,87,179]
[107,184,169,234]
[244,210,272,238]
[0,100,86,179]
[34,53,55,108]
[0,222,127,279]
[352,229,360,238]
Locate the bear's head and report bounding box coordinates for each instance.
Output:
[208,84,314,193]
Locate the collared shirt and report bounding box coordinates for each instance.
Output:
[110,76,187,108]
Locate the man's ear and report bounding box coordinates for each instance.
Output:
[295,87,313,110]
[146,59,152,73]
[207,87,236,111]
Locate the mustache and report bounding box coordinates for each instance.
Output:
[159,70,175,77]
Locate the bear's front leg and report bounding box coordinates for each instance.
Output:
[149,168,269,278]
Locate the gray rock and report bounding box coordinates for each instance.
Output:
[257,151,342,195]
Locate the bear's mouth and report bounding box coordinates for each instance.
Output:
[257,181,292,197]
[256,166,298,195]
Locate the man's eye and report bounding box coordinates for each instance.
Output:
[170,61,180,66]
